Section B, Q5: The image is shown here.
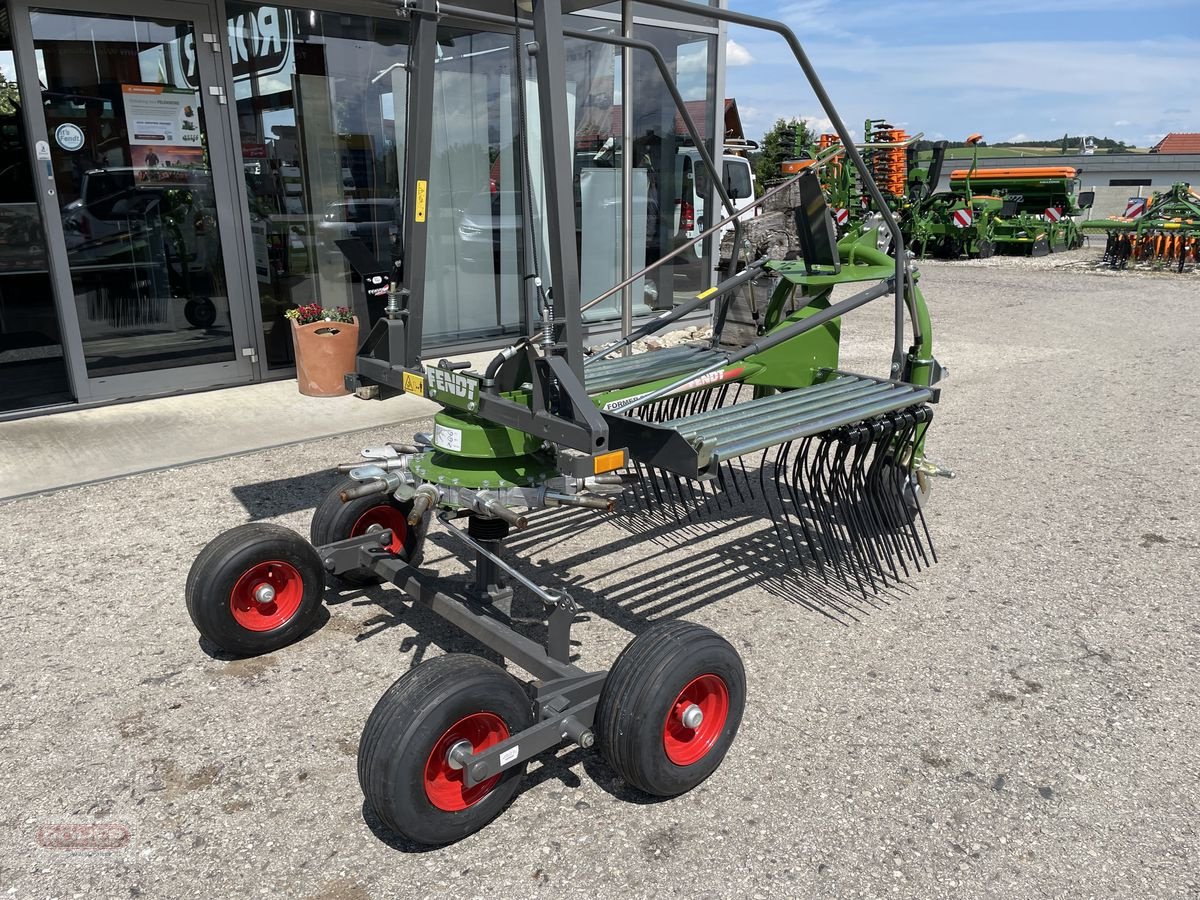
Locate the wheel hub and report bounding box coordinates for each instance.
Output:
[229,560,304,632]
[662,674,730,766]
[424,712,510,811]
[445,739,474,771]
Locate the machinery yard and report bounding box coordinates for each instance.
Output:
[3,255,1198,899]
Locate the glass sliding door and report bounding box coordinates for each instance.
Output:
[0,6,73,413]
[19,1,255,394]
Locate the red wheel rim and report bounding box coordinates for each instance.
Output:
[662,674,730,766]
[351,505,408,555]
[229,560,305,632]
[424,713,510,812]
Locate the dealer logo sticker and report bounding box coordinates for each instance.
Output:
[54,123,85,152]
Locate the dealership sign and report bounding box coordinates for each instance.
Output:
[169,7,294,90]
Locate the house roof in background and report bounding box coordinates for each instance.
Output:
[1150,133,1200,154]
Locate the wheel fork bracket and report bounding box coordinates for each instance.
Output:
[316,530,401,575]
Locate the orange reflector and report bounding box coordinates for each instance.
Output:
[593,450,626,475]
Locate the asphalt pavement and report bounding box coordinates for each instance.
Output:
[2,250,1198,899]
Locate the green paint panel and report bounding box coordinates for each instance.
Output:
[432,411,542,458]
[409,449,556,492]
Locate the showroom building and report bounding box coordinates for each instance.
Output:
[0,0,727,417]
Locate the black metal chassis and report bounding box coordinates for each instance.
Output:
[319,529,601,789]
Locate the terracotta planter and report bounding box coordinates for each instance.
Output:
[290,317,359,397]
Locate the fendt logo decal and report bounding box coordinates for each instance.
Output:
[425,368,479,403]
[601,367,745,413]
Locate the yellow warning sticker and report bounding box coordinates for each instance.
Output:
[402,372,425,396]
[414,179,428,223]
[697,286,718,299]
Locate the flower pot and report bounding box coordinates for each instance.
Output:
[290,316,359,397]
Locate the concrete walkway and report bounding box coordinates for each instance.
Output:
[0,351,495,501]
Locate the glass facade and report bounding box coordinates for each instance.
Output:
[227,4,410,367]
[0,0,720,416]
[0,15,72,411]
[31,10,241,377]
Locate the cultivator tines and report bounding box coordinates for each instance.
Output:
[866,120,909,199]
[1084,182,1200,272]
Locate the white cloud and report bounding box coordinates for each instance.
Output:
[1006,133,1031,142]
[726,39,754,67]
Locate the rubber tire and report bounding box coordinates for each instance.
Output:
[310,477,426,585]
[185,523,325,656]
[358,654,533,846]
[184,298,217,329]
[597,619,746,797]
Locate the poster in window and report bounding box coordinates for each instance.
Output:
[121,85,205,184]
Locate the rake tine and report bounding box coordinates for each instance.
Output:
[851,429,902,582]
[676,472,703,525]
[773,441,812,577]
[770,442,801,560]
[625,464,646,514]
[909,409,938,564]
[790,435,828,579]
[811,432,864,596]
[713,462,732,512]
[760,445,796,567]
[841,430,892,587]
[884,414,925,568]
[638,460,666,521]
[735,453,757,502]
[830,434,881,593]
[868,415,916,570]
[878,415,925,571]
[803,434,842,584]
[722,458,746,507]
[657,467,686,526]
[692,470,717,520]
[820,433,870,597]
[895,413,934,568]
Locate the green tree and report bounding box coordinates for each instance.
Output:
[0,73,20,116]
[755,117,815,190]
[1059,132,1069,154]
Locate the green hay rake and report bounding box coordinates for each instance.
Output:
[1081,182,1200,272]
[184,0,948,847]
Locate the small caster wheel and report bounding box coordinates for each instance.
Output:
[184,298,217,329]
[310,477,428,585]
[185,523,325,656]
[597,619,746,797]
[358,654,533,846]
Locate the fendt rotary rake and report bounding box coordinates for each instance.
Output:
[184,0,947,846]
[1081,182,1200,272]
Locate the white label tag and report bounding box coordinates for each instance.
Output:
[433,422,462,452]
[499,746,519,767]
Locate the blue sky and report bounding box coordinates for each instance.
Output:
[723,0,1200,149]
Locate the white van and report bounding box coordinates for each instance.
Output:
[672,150,757,255]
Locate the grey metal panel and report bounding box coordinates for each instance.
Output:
[584,346,726,393]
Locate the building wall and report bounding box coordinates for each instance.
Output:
[0,0,723,418]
